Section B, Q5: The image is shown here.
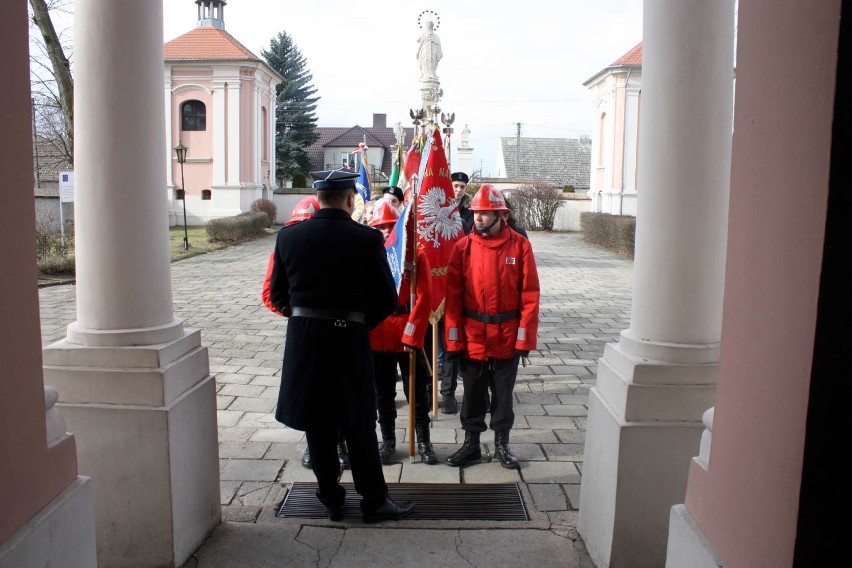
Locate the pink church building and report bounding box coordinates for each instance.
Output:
[163,0,281,225]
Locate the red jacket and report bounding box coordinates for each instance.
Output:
[369,249,433,351]
[261,251,283,316]
[444,225,539,360]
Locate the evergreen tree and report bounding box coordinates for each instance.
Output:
[261,31,320,184]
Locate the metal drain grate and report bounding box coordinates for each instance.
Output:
[278,482,529,521]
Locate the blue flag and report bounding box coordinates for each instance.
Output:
[385,202,411,293]
[356,162,371,203]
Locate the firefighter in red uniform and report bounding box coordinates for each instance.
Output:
[261,194,349,469]
[368,200,438,464]
[443,184,540,469]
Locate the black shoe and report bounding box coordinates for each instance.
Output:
[445,431,481,467]
[441,394,458,414]
[495,430,519,470]
[327,504,345,522]
[301,448,312,469]
[378,439,395,464]
[362,497,415,523]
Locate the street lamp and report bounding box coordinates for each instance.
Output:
[174,142,189,250]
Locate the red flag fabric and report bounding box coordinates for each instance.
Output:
[415,129,464,317]
[402,138,422,204]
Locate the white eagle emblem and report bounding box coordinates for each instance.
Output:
[417,186,463,246]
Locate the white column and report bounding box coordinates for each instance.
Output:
[69,0,182,347]
[268,89,277,187]
[578,1,735,567]
[164,65,177,227]
[226,81,241,187]
[254,82,261,186]
[212,80,227,186]
[43,2,219,566]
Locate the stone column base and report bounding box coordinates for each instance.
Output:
[43,330,220,568]
[665,504,727,568]
[0,477,96,568]
[578,341,717,568]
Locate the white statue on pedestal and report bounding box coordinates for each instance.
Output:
[417,20,442,81]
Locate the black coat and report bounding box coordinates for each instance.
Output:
[269,208,398,431]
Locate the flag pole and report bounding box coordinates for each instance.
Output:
[432,321,439,416]
[408,172,419,463]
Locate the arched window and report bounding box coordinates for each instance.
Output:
[181,100,206,131]
[201,189,212,200]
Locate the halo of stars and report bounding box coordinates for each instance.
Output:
[417,10,440,30]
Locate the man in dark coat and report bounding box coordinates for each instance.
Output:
[269,169,415,523]
[451,171,474,235]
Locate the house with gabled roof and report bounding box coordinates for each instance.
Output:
[304,114,414,184]
[495,136,592,190]
[163,0,281,225]
[583,41,642,216]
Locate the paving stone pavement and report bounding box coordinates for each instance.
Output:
[39,230,633,567]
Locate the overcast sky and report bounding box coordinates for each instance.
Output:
[162,0,642,176]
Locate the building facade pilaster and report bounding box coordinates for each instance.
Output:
[578,1,735,566]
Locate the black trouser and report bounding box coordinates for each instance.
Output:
[374,350,431,430]
[306,420,387,512]
[459,356,520,432]
[424,319,458,396]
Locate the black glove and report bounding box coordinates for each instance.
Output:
[514,350,530,358]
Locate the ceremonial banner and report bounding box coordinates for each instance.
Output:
[414,129,463,317]
[385,202,411,293]
[401,138,422,204]
[356,161,371,204]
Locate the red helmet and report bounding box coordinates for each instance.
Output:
[369,199,400,227]
[469,184,509,212]
[286,196,319,226]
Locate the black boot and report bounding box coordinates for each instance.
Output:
[441,392,458,414]
[301,447,312,469]
[445,431,481,467]
[415,422,437,465]
[494,430,519,470]
[337,431,350,469]
[378,424,396,464]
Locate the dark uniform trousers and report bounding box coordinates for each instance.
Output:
[458,355,520,432]
[306,419,387,511]
[374,350,431,429]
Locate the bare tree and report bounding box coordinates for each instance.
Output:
[29,0,74,163]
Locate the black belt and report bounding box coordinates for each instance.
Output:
[393,305,411,315]
[290,307,365,325]
[463,308,521,324]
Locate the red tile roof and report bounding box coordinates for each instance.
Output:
[611,42,642,66]
[164,27,261,61]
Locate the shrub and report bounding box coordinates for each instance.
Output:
[291,173,308,188]
[580,212,636,257]
[250,198,277,227]
[206,212,269,242]
[563,185,575,193]
[38,255,76,275]
[35,211,74,262]
[510,183,564,231]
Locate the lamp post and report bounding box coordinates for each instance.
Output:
[174,142,189,250]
